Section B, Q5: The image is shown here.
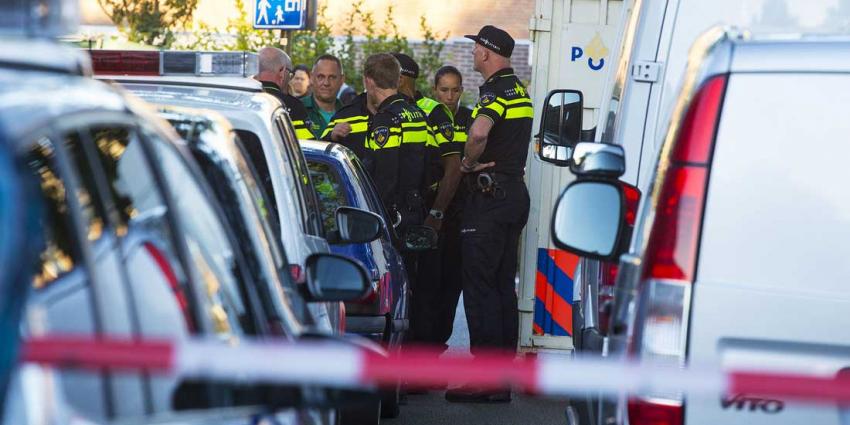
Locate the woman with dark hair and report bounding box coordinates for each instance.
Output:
[289,64,311,98]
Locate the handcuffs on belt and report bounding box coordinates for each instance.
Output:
[472,172,506,200]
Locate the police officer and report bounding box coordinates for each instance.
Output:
[393,54,471,354]
[445,26,532,404]
[321,91,372,163]
[361,53,430,236]
[255,47,316,140]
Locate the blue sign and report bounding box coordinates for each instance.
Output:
[253,0,307,30]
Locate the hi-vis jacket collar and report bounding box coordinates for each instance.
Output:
[485,68,517,84]
[377,93,407,112]
[260,80,284,94]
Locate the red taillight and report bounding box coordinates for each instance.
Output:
[628,398,683,425]
[89,50,160,76]
[143,242,196,332]
[622,182,641,226]
[641,75,727,282]
[289,264,305,284]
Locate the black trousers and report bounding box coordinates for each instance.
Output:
[410,205,464,351]
[461,180,530,355]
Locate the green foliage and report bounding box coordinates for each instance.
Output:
[415,16,449,98]
[97,0,198,47]
[336,0,413,93]
[168,0,449,97]
[290,5,335,67]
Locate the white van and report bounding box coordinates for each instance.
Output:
[551,29,850,425]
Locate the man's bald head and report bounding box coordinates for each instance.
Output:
[256,46,293,91]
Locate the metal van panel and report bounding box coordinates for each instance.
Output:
[691,72,850,424]
[604,0,672,185]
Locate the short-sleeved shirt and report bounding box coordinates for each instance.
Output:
[365,94,429,211]
[415,93,469,191]
[261,81,316,140]
[321,93,371,162]
[471,68,533,176]
[301,94,343,138]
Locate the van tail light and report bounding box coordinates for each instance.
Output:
[628,74,728,424]
[143,242,196,332]
[597,181,641,334]
[628,398,684,425]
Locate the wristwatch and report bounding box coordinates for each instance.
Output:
[429,209,445,220]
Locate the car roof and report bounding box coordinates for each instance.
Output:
[102,75,263,92]
[300,139,357,163]
[0,67,129,145]
[0,39,91,75]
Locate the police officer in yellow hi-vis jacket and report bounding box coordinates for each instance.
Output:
[393,53,471,354]
[446,26,532,404]
[361,53,430,239]
[255,47,316,140]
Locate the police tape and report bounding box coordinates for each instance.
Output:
[19,336,850,404]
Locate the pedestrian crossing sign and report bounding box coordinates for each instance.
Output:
[253,0,307,29]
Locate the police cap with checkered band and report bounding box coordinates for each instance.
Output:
[464,25,515,58]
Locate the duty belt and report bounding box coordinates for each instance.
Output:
[467,172,522,199]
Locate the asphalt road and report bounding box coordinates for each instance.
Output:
[383,297,569,425]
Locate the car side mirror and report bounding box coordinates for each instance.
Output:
[536,89,583,166]
[403,225,438,251]
[551,180,625,261]
[570,142,626,178]
[301,253,370,302]
[329,206,382,244]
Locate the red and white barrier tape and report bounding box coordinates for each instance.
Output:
[19,336,850,404]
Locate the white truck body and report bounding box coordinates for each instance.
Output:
[522,0,850,353]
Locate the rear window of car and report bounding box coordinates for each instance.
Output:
[698,72,850,293]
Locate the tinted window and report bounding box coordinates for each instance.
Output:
[234,129,280,233]
[27,138,79,288]
[64,131,107,243]
[275,113,322,236]
[308,161,350,233]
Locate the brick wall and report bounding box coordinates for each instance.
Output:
[410,38,533,105]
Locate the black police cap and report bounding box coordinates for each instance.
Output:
[464,25,515,58]
[392,53,420,79]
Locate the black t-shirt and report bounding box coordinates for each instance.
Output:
[471,68,533,176]
[260,81,316,140]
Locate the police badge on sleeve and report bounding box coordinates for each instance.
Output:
[438,122,454,142]
[372,126,390,147]
[478,92,496,106]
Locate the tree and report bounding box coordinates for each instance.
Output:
[290,5,336,67]
[415,16,449,98]
[98,0,199,47]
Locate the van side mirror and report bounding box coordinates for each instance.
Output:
[301,253,370,302]
[329,206,383,244]
[536,89,583,166]
[571,142,626,178]
[551,180,625,261]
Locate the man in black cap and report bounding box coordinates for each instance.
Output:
[445,25,532,404]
